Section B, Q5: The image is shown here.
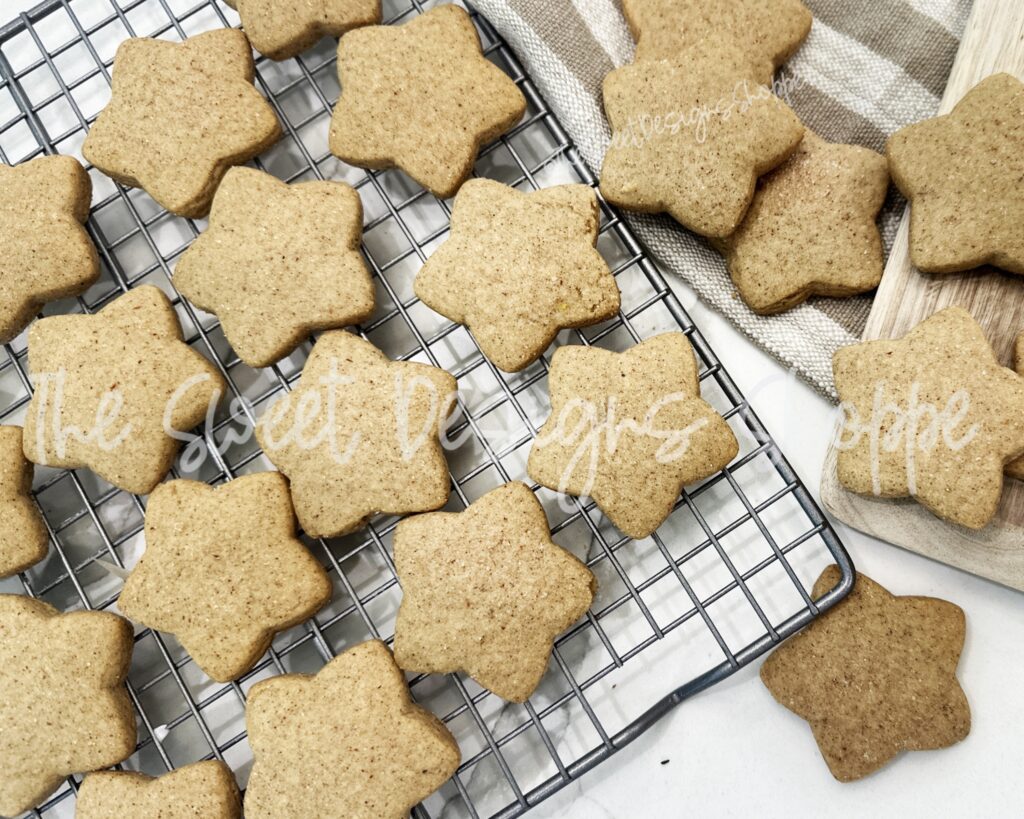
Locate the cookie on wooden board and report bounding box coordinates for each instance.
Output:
[0,155,99,345]
[83,30,281,218]
[601,43,804,238]
[0,426,48,578]
[528,333,738,539]
[76,761,241,819]
[887,72,1024,276]
[0,595,136,816]
[414,179,620,371]
[245,640,460,819]
[713,131,890,314]
[223,0,380,61]
[832,307,1024,529]
[22,286,226,496]
[329,4,526,199]
[255,331,456,538]
[118,473,332,682]
[761,566,970,782]
[174,167,375,368]
[1007,331,1024,480]
[621,0,812,85]
[394,481,596,702]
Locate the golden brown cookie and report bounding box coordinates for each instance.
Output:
[83,30,281,218]
[833,307,1024,529]
[329,4,526,198]
[887,73,1024,276]
[224,0,380,61]
[714,131,890,314]
[601,44,805,238]
[22,285,226,496]
[528,333,738,539]
[76,761,241,819]
[621,0,812,85]
[0,155,99,345]
[174,167,374,368]
[0,595,136,816]
[0,426,48,578]
[394,481,595,702]
[245,640,460,819]
[761,566,970,782]
[1006,331,1024,481]
[255,331,455,538]
[118,473,331,682]
[414,179,620,371]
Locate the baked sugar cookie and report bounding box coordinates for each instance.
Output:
[0,155,99,345]
[1006,331,1024,481]
[394,481,595,702]
[329,4,526,198]
[118,473,332,682]
[83,30,281,218]
[224,0,380,61]
[175,167,374,368]
[77,761,241,819]
[414,179,620,371]
[0,595,136,816]
[0,426,48,578]
[528,333,738,539]
[245,640,460,819]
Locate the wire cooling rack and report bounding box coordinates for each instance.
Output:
[0,1,854,817]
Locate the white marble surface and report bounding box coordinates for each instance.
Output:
[3,2,1022,817]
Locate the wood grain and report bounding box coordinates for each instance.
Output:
[820,0,1024,591]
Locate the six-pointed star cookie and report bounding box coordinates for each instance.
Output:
[761,566,971,782]
[224,0,380,60]
[118,473,332,682]
[414,180,620,371]
[175,168,375,368]
[1009,331,1024,480]
[833,307,1024,529]
[714,131,890,314]
[622,0,812,85]
[394,481,595,702]
[329,4,526,198]
[23,285,227,496]
[0,155,99,345]
[0,595,136,816]
[256,331,456,537]
[601,44,804,238]
[0,426,48,578]
[245,640,460,819]
[77,761,241,819]
[528,333,738,539]
[887,73,1024,275]
[83,29,281,218]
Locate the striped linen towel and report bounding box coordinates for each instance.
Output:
[473,0,972,398]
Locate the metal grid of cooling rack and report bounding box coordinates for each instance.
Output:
[0,0,854,816]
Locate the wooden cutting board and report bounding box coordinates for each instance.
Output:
[820,0,1024,591]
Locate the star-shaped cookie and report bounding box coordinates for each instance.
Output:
[77,761,241,819]
[414,180,620,371]
[23,285,227,496]
[833,307,1024,529]
[394,481,595,702]
[245,640,460,819]
[0,595,136,816]
[174,167,375,368]
[601,44,805,238]
[761,566,970,781]
[255,331,455,537]
[622,0,812,85]
[1009,332,1024,480]
[0,426,48,578]
[329,4,526,198]
[528,333,739,539]
[714,131,890,314]
[83,30,281,218]
[224,0,380,61]
[0,155,99,345]
[887,73,1024,275]
[118,473,332,682]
